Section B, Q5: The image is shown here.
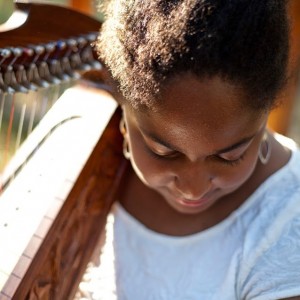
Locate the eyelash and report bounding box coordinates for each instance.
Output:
[144,145,178,160]
[145,144,247,166]
[216,152,246,166]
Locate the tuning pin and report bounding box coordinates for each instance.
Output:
[45,40,65,80]
[37,42,60,85]
[0,49,12,93]
[44,43,56,59]
[26,45,49,88]
[85,32,98,44]
[81,32,102,69]
[69,36,87,70]
[1,47,20,70]
[49,40,66,60]
[1,47,28,93]
[27,44,45,64]
[0,72,15,94]
[59,38,79,79]
[0,48,12,66]
[74,33,101,71]
[13,47,38,91]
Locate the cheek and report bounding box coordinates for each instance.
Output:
[128,131,169,187]
[214,150,259,190]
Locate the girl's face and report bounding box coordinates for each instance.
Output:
[122,75,268,215]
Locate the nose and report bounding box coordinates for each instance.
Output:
[173,162,212,200]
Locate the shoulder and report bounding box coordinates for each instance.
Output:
[237,209,300,299]
[237,140,300,299]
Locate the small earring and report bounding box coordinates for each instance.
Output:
[119,117,131,160]
[123,138,131,160]
[258,133,271,165]
[119,117,126,135]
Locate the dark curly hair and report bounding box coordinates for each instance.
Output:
[96,0,289,111]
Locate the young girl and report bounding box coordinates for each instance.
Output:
[83,1,300,299]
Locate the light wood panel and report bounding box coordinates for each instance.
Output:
[0,85,126,299]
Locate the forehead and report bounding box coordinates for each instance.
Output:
[128,75,264,150]
[156,74,247,121]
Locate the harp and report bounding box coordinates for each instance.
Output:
[0,3,126,299]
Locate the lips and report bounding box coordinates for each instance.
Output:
[176,197,211,208]
[160,186,219,212]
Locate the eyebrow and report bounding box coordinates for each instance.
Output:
[141,128,257,155]
[214,135,256,155]
[142,130,180,151]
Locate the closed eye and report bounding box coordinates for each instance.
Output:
[215,139,252,166]
[143,131,252,164]
[144,142,179,160]
[216,151,247,166]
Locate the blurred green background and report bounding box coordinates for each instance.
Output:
[0,1,69,23]
[0,0,15,23]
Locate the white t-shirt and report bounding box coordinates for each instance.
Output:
[86,136,300,300]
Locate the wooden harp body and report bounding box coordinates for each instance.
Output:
[0,3,125,299]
